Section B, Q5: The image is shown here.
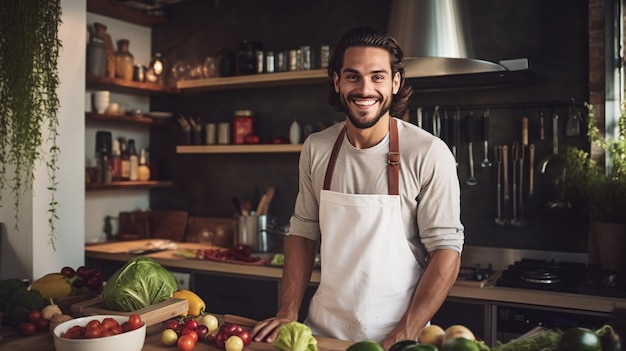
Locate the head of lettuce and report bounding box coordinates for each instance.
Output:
[102,257,179,311]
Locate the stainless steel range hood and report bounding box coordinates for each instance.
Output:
[387,0,525,78]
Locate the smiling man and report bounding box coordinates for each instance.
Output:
[252,25,464,350]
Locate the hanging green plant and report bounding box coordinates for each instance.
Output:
[0,0,62,249]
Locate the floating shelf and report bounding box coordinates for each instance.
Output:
[176,70,328,92]
[87,0,167,27]
[86,75,179,95]
[86,112,172,126]
[176,144,302,154]
[86,180,173,191]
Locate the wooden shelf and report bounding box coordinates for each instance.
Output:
[86,75,179,95]
[176,144,302,154]
[86,180,173,191]
[86,112,173,126]
[177,70,328,92]
[87,0,167,27]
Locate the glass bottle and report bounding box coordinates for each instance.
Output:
[109,138,121,182]
[128,139,139,181]
[138,148,151,181]
[119,137,130,181]
[115,39,134,81]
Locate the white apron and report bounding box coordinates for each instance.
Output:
[305,118,420,341]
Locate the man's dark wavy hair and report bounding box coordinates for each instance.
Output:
[327,25,413,118]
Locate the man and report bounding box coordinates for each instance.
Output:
[252,25,464,350]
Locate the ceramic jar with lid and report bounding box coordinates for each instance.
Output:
[115,39,134,81]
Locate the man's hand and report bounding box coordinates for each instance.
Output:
[251,316,294,343]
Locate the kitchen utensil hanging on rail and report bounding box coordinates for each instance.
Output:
[481,109,492,168]
[565,98,580,137]
[494,145,506,226]
[465,112,477,186]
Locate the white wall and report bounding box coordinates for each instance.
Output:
[0,1,155,280]
[1,0,87,280]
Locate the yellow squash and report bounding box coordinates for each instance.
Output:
[173,289,206,317]
[29,273,73,299]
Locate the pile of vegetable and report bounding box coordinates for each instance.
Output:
[0,279,44,327]
[28,265,103,300]
[102,257,179,311]
[492,325,622,351]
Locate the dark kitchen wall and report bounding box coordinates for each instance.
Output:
[149,0,591,253]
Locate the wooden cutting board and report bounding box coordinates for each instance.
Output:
[70,296,188,327]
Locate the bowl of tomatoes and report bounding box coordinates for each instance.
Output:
[52,314,146,351]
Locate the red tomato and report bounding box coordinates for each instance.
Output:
[60,266,76,278]
[182,329,199,344]
[28,309,41,323]
[184,318,198,331]
[18,322,37,336]
[166,320,181,330]
[215,331,226,348]
[84,326,102,339]
[238,329,252,346]
[86,319,101,330]
[101,317,119,331]
[222,323,242,336]
[195,325,209,340]
[126,314,143,331]
[177,334,196,351]
[36,317,50,331]
[101,329,115,337]
[110,326,124,335]
[76,265,90,279]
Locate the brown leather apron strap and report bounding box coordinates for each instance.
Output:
[323,126,347,190]
[323,118,400,195]
[388,117,400,195]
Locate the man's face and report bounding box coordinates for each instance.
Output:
[334,46,400,129]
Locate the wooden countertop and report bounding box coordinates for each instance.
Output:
[0,321,352,351]
[85,240,626,314]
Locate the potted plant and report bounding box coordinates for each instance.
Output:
[0,1,62,248]
[563,102,626,272]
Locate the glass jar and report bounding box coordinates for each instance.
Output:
[237,40,260,75]
[115,39,134,81]
[232,110,254,144]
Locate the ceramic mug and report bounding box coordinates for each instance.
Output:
[93,90,110,114]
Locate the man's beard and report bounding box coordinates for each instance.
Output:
[340,93,392,129]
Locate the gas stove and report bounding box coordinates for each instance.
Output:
[496,258,626,298]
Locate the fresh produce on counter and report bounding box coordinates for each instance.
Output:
[48,313,73,332]
[173,289,206,317]
[161,314,237,350]
[41,297,62,319]
[0,278,44,327]
[346,340,383,351]
[58,314,143,339]
[273,321,318,351]
[178,244,264,264]
[28,265,103,300]
[102,256,179,311]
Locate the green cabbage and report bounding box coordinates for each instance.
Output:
[102,257,178,311]
[273,321,318,351]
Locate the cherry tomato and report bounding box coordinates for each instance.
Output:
[238,329,252,346]
[215,331,226,348]
[101,317,119,331]
[101,329,115,337]
[60,266,76,278]
[166,320,181,330]
[162,328,179,346]
[222,323,242,336]
[182,329,199,344]
[76,265,90,279]
[18,322,37,336]
[126,314,143,331]
[84,326,102,339]
[110,326,124,335]
[87,274,103,291]
[36,317,50,331]
[27,309,41,323]
[86,319,101,330]
[177,334,196,351]
[195,325,209,340]
[184,318,199,331]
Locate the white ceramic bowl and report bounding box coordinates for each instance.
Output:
[53,315,146,351]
